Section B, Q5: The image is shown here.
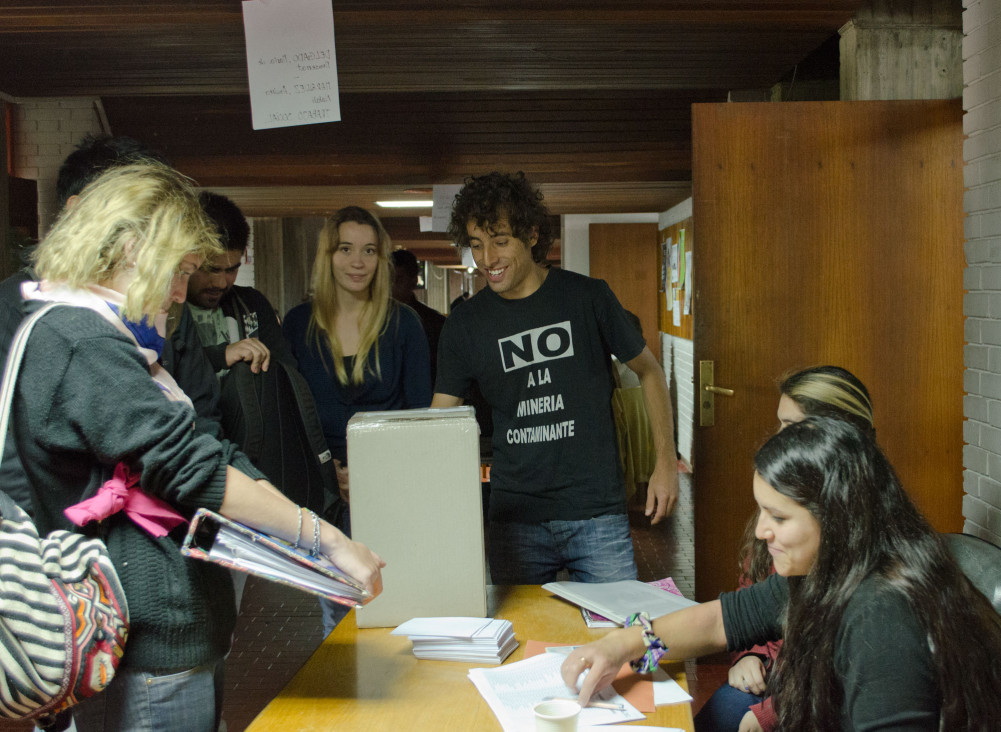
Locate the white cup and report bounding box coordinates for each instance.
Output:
[533,699,581,732]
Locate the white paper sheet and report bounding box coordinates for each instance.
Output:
[652,666,694,705]
[242,0,341,129]
[468,653,644,731]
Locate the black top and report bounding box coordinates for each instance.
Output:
[720,573,939,730]
[436,268,645,522]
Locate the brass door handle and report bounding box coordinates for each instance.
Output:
[699,361,734,426]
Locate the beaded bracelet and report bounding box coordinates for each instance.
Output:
[294,507,304,550]
[308,509,321,557]
[625,611,668,673]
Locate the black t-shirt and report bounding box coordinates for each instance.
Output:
[436,268,645,522]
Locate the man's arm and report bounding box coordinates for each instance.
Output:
[431,393,464,408]
[624,347,679,524]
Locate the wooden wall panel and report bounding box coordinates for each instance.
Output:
[251,218,284,316]
[692,100,964,601]
[589,223,661,361]
[278,217,326,317]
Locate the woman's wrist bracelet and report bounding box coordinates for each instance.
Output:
[294,506,304,549]
[625,611,668,673]
[308,509,321,557]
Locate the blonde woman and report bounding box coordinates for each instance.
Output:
[13,163,384,732]
[283,206,431,632]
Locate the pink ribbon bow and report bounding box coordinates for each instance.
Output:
[64,463,187,538]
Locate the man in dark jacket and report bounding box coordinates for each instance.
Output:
[181,192,336,518]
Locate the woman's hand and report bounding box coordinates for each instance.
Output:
[729,654,767,695]
[320,519,385,601]
[334,459,350,503]
[738,710,764,732]
[559,627,645,707]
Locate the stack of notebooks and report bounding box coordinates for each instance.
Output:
[392,617,519,664]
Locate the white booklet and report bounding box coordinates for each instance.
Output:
[541,580,697,626]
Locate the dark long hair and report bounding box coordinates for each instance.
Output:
[740,365,875,585]
[754,418,1001,730]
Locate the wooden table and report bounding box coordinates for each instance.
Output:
[247,585,694,731]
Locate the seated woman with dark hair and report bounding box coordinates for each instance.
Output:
[562,417,1001,731]
[698,365,876,732]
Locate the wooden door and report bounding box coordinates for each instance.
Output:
[590,222,661,360]
[692,100,964,602]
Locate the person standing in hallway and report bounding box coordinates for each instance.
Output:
[283,205,431,634]
[391,248,446,386]
[13,162,383,732]
[432,171,679,585]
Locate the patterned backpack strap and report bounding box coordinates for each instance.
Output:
[0,303,129,722]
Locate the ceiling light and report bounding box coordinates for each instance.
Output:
[375,200,433,208]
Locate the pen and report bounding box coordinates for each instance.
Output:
[545,697,625,711]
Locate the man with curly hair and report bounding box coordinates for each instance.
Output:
[432,171,678,584]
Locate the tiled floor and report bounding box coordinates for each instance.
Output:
[1,472,726,732]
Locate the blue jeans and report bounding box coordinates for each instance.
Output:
[73,663,219,732]
[487,514,638,585]
[693,682,764,732]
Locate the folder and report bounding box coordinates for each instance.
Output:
[541,579,697,625]
[180,508,369,607]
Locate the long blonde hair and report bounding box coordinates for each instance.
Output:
[308,206,393,385]
[34,162,221,323]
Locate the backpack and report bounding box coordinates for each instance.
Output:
[0,303,129,725]
[218,359,337,515]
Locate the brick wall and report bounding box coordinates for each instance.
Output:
[9,97,105,235]
[962,0,1001,545]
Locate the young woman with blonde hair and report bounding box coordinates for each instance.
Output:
[283,205,431,633]
[13,163,383,731]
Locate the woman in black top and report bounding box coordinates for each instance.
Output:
[562,417,1001,731]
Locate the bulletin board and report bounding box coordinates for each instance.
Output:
[658,218,693,340]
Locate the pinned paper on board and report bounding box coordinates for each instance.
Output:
[678,230,686,287]
[683,251,693,315]
[670,243,680,284]
[672,290,682,327]
[242,0,341,130]
[660,237,671,292]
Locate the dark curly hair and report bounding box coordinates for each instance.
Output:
[446,171,554,263]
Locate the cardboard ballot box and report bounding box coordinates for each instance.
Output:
[347,406,486,627]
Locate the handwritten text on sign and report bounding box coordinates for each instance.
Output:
[242,0,341,130]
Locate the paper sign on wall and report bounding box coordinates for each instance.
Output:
[242,0,340,130]
[432,185,464,233]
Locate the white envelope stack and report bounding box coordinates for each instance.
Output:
[392,616,518,664]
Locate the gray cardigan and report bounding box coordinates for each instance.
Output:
[13,304,265,672]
